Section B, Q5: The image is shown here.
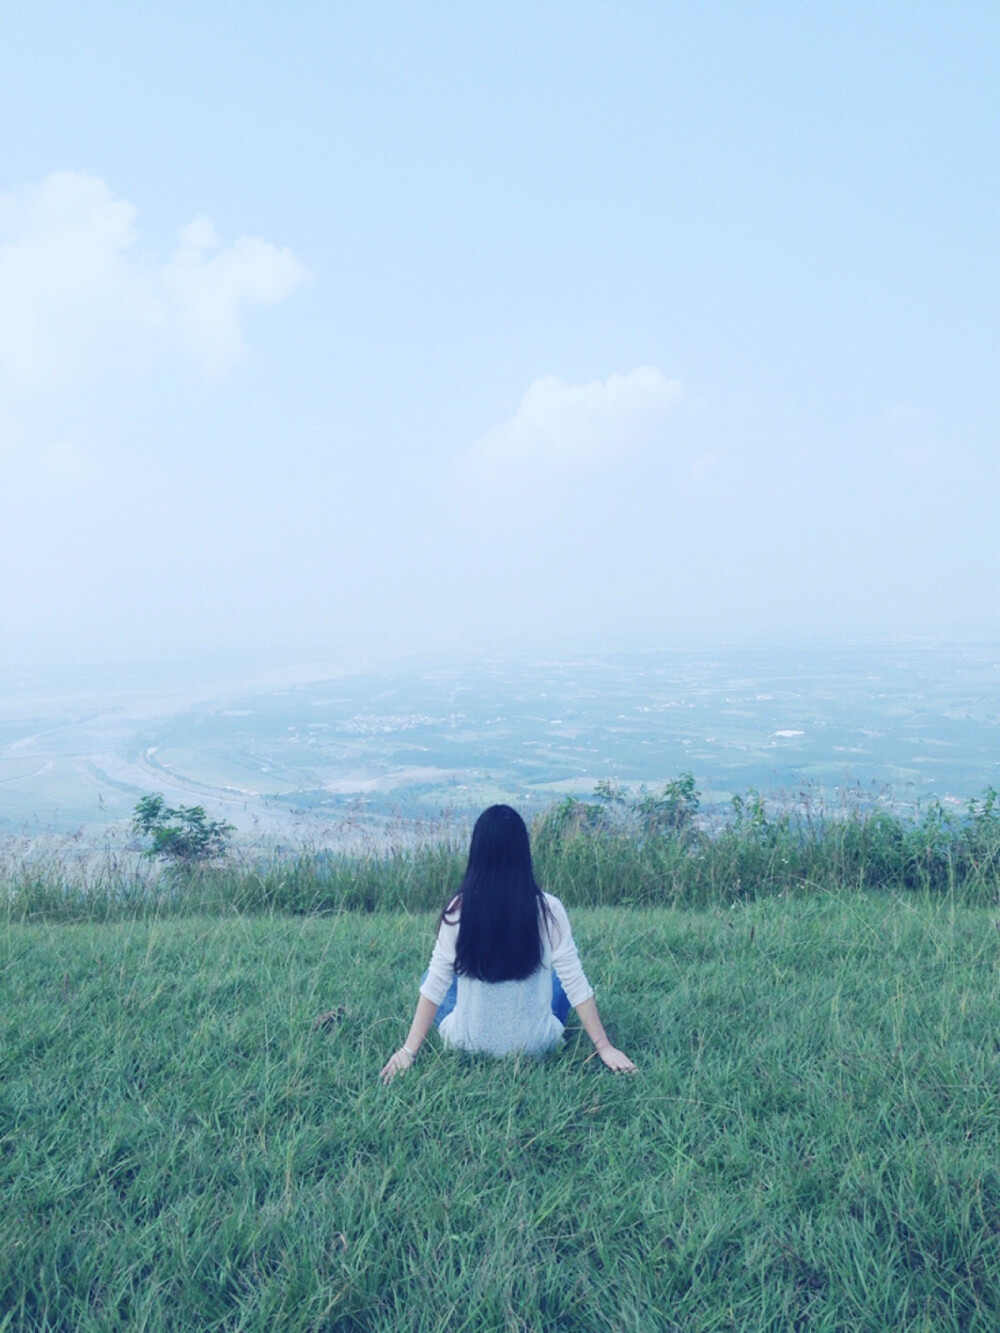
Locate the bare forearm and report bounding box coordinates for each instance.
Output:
[381,993,439,1083]
[574,995,611,1050]
[404,994,439,1055]
[574,995,636,1073]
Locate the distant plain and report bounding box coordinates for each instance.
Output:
[2,640,998,841]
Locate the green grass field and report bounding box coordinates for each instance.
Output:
[2,894,999,1331]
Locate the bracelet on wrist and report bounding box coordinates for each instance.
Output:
[402,1044,418,1059]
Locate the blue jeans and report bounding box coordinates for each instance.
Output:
[423,970,571,1026]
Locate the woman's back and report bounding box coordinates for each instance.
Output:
[421,892,591,1056]
[378,805,635,1081]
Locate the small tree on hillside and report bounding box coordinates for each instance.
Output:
[132,794,235,870]
[634,772,700,836]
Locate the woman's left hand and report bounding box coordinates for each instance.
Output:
[380,1047,415,1084]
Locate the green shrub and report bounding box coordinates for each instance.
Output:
[4,781,1000,922]
[131,794,235,869]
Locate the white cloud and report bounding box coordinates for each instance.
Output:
[0,171,308,391]
[454,367,684,513]
[164,216,307,375]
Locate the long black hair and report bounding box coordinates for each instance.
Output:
[442,804,552,983]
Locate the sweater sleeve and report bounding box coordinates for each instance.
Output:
[419,911,458,1005]
[544,894,594,1007]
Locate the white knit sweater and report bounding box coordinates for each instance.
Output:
[419,893,594,1056]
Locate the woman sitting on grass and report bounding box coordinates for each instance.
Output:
[380,804,636,1083]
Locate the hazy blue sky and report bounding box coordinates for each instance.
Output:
[1,2,997,668]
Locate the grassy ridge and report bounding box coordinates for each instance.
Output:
[4,785,1000,921]
[2,896,999,1330]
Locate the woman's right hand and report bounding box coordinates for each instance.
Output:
[597,1044,636,1074]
